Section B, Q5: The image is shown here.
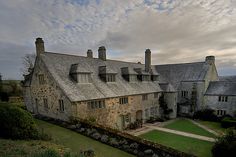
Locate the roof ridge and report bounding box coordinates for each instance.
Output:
[155,61,205,66]
[44,51,145,66]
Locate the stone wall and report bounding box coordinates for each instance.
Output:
[73,93,163,130]
[205,95,236,116]
[28,57,72,121]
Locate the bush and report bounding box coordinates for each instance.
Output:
[193,109,219,121]
[0,92,9,102]
[221,117,236,128]
[0,103,39,139]
[212,129,236,157]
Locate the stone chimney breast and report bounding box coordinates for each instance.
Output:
[87,49,93,58]
[35,37,45,56]
[98,46,106,61]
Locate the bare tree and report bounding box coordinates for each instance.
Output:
[22,54,36,76]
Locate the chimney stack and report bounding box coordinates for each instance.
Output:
[98,46,106,61]
[205,56,215,65]
[145,49,151,72]
[35,38,45,56]
[87,49,93,58]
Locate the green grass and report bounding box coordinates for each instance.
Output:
[140,130,214,157]
[0,138,69,157]
[197,120,226,135]
[36,119,134,157]
[164,119,216,138]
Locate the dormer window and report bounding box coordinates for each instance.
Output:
[69,63,92,83]
[121,67,138,82]
[151,75,159,81]
[99,66,117,82]
[142,75,151,81]
[106,74,116,82]
[150,69,159,82]
[134,68,151,82]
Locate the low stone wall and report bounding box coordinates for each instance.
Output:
[35,115,196,157]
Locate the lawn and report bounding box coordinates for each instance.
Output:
[36,119,134,157]
[164,119,216,138]
[0,138,69,157]
[140,130,214,157]
[197,120,226,135]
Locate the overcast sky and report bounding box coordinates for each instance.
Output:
[0,0,236,80]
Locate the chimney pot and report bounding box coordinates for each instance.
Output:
[98,46,106,60]
[35,37,45,56]
[87,49,93,58]
[205,56,215,65]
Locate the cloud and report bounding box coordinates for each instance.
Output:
[0,0,236,79]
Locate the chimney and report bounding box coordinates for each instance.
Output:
[98,46,106,61]
[205,56,215,65]
[145,49,151,72]
[35,37,45,56]
[87,49,93,58]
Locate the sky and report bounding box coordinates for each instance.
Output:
[0,0,236,80]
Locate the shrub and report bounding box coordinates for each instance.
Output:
[193,109,219,121]
[212,129,236,157]
[0,92,9,102]
[221,117,236,128]
[0,103,39,139]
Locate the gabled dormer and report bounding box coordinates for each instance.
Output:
[99,66,117,82]
[134,68,151,81]
[121,67,138,82]
[151,69,159,81]
[69,63,92,83]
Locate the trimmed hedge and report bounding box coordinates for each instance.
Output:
[0,103,39,139]
[221,117,236,128]
[193,109,219,121]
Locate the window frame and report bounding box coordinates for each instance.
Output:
[59,99,64,112]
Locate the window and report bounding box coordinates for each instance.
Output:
[77,73,90,83]
[87,100,105,109]
[129,75,137,82]
[218,96,228,102]
[181,91,188,98]
[106,74,116,82]
[119,97,128,104]
[151,75,159,81]
[43,98,48,109]
[216,110,226,116]
[59,99,64,112]
[125,114,131,122]
[154,92,159,98]
[142,94,148,101]
[39,74,45,84]
[142,75,150,81]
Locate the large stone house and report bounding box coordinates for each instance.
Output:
[23,38,236,130]
[23,38,177,130]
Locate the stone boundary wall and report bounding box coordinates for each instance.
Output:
[35,115,196,157]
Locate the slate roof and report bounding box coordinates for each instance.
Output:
[219,75,236,82]
[205,81,236,96]
[159,83,176,92]
[40,52,162,102]
[155,62,209,89]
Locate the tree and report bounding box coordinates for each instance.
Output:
[159,94,173,118]
[22,53,36,76]
[212,129,236,157]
